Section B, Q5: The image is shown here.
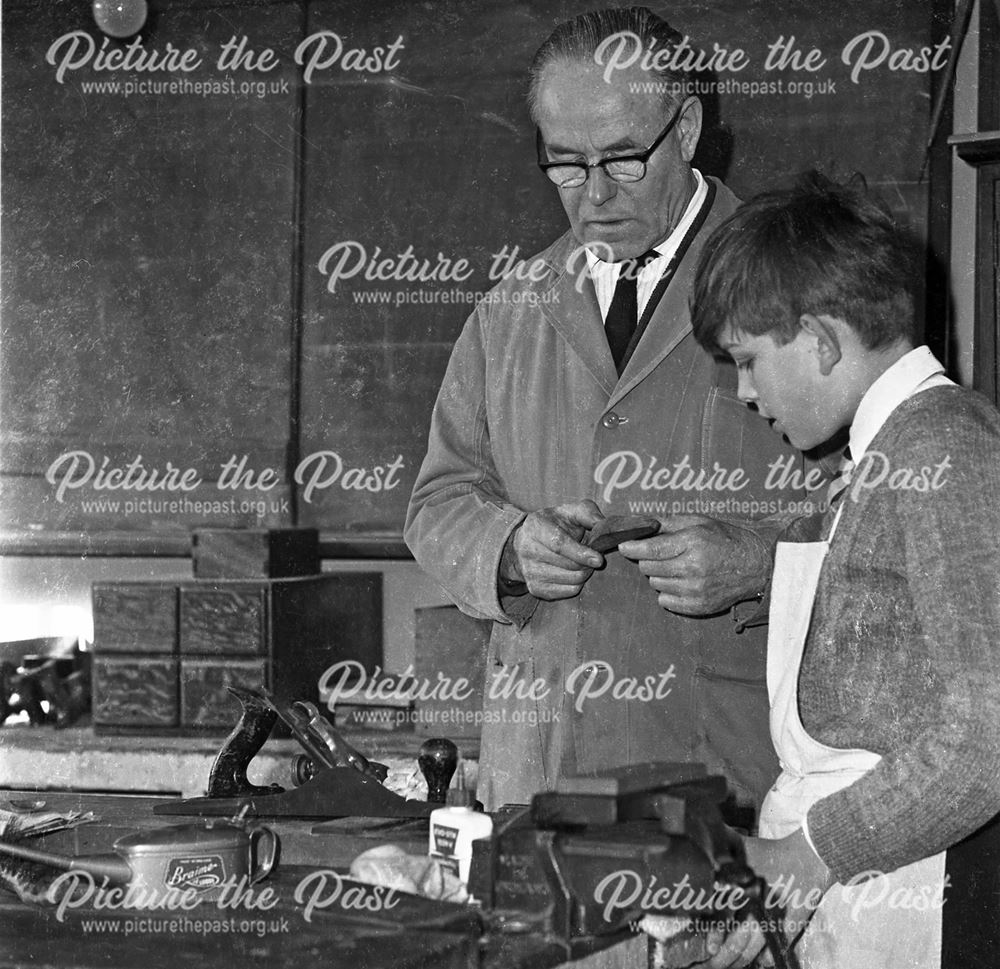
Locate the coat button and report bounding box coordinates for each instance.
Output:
[602,412,626,428]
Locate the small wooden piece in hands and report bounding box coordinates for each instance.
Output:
[586,515,660,554]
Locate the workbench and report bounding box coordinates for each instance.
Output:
[0,790,647,969]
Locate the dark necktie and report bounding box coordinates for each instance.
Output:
[605,251,658,373]
[826,446,855,507]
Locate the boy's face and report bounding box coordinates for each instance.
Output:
[719,323,847,451]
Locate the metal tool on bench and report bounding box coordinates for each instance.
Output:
[468,762,796,969]
[0,638,90,729]
[155,686,455,820]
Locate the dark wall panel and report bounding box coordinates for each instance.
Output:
[1,0,941,546]
[1,0,302,535]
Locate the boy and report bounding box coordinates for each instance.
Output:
[684,172,1000,968]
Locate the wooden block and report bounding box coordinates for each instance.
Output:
[92,657,178,727]
[180,658,268,728]
[554,762,708,797]
[192,528,320,579]
[179,584,266,655]
[92,583,177,654]
[413,606,490,738]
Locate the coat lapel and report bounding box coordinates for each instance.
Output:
[611,178,741,408]
[536,179,741,406]
[537,235,618,396]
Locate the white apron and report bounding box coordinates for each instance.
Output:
[758,504,946,969]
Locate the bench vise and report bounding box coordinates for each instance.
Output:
[470,763,793,969]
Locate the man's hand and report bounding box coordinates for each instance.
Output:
[618,515,772,615]
[502,500,605,601]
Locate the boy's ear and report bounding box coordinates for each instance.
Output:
[799,313,842,376]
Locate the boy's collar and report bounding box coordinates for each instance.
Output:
[848,346,947,460]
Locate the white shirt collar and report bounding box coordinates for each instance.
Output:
[849,346,949,460]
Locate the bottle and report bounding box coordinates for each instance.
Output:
[427,770,493,893]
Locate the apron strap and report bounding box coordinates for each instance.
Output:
[826,501,847,543]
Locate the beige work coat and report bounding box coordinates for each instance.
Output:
[405,180,809,811]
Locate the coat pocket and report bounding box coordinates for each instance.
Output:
[489,616,535,666]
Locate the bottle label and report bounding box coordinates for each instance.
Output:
[431,822,458,857]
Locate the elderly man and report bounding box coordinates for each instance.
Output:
[405,7,806,814]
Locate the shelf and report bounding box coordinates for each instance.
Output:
[0,530,413,559]
[949,131,1000,163]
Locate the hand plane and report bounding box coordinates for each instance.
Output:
[154,686,444,820]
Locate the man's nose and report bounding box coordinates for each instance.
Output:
[586,166,618,205]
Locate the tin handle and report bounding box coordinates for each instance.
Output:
[247,825,279,884]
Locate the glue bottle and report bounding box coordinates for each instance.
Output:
[428,769,493,889]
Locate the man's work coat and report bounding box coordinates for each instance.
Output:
[405,180,810,811]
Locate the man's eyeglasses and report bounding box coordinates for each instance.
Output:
[536,101,686,189]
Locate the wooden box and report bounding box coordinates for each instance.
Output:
[191,528,320,579]
[180,584,267,655]
[180,659,269,728]
[91,573,382,733]
[413,605,491,739]
[92,657,179,728]
[92,584,177,653]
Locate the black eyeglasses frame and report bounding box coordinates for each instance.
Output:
[536,99,688,189]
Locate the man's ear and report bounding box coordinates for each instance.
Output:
[677,97,703,162]
[799,313,842,376]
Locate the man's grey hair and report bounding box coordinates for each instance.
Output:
[527,6,690,123]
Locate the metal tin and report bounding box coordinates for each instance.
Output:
[113,821,278,902]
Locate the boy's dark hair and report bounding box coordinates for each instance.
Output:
[691,171,918,354]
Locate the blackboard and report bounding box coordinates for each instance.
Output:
[1,0,304,543]
[0,0,944,550]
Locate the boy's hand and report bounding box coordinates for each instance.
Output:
[639,916,768,969]
[743,828,835,944]
[619,515,772,614]
[701,920,769,968]
[700,828,834,968]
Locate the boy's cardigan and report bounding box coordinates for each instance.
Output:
[802,387,1000,883]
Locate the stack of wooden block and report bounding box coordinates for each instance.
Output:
[91,529,382,734]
